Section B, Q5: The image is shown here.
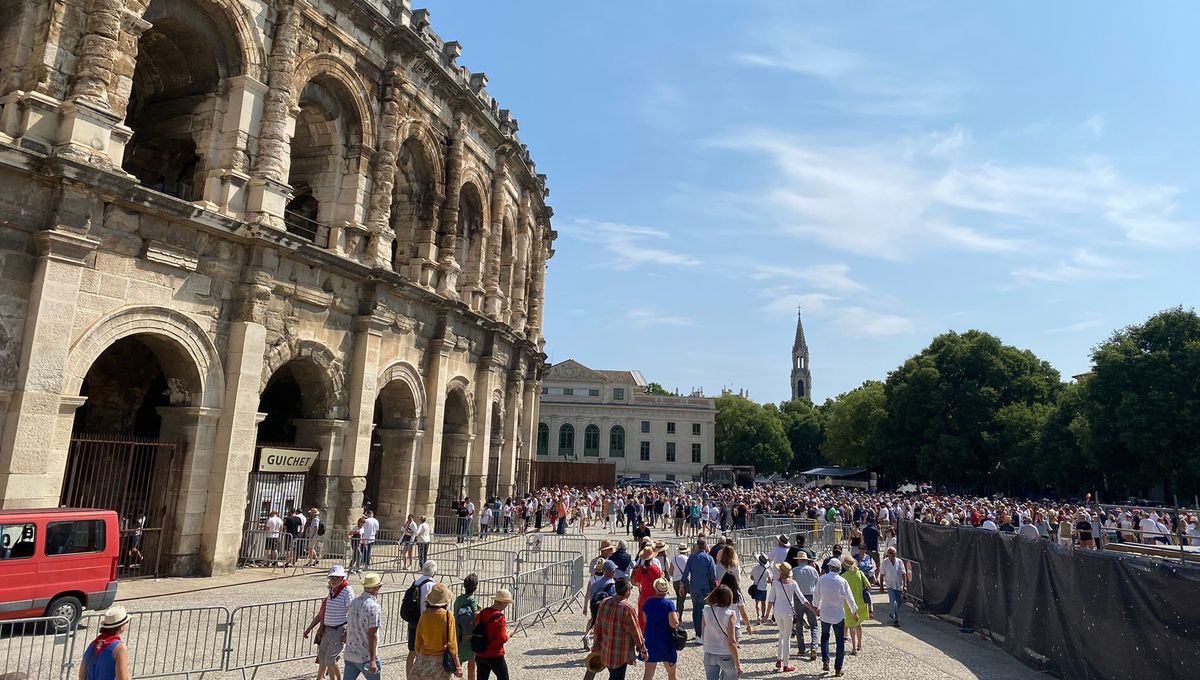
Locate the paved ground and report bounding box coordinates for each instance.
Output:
[85,524,1042,679]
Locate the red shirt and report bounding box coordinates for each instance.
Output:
[473,607,509,657]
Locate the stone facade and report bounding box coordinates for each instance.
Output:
[791,309,811,401]
[537,360,715,483]
[0,0,554,576]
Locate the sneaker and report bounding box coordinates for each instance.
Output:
[835,672,844,677]
[823,662,830,672]
[810,650,817,661]
[783,667,797,672]
[775,660,782,670]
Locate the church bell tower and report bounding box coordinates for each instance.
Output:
[791,308,812,401]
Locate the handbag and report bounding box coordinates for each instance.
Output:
[670,626,688,651]
[441,611,457,672]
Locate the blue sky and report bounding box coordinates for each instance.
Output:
[426,1,1199,403]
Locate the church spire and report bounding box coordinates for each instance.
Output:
[791,307,812,401]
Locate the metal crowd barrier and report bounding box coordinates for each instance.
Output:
[0,615,74,680]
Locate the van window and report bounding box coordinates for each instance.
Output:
[0,523,36,559]
[45,520,106,556]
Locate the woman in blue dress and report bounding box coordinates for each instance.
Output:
[642,577,680,680]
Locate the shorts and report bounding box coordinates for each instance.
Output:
[751,587,767,602]
[265,537,279,551]
[317,625,345,665]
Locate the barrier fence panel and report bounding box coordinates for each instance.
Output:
[90,607,229,679]
[0,616,75,680]
[226,595,326,672]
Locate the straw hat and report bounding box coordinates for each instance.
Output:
[653,578,671,596]
[599,539,614,552]
[585,651,605,672]
[426,583,452,607]
[361,572,383,589]
[100,605,130,630]
[778,562,793,575]
[493,588,514,604]
[639,546,655,560]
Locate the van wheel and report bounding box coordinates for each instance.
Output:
[45,596,82,631]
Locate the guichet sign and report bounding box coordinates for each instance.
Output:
[258,447,320,473]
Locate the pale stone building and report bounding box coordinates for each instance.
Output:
[0,0,554,576]
[537,360,716,483]
[791,309,812,401]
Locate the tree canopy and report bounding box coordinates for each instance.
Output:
[714,394,792,474]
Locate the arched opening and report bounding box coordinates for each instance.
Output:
[64,335,200,577]
[609,425,625,458]
[536,422,549,456]
[122,0,242,200]
[369,377,420,520]
[286,75,363,246]
[558,423,575,457]
[392,138,437,270]
[435,388,471,535]
[456,182,485,275]
[584,424,600,457]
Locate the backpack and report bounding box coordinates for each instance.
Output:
[401,578,430,624]
[470,611,501,650]
[317,521,326,537]
[455,600,477,640]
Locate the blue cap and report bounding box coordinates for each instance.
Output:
[602,560,617,573]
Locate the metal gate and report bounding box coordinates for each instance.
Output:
[515,458,531,497]
[486,453,500,500]
[434,456,466,535]
[61,435,180,578]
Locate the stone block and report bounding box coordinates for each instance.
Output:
[98,273,128,298]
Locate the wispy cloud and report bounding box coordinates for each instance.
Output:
[705,127,1197,263]
[625,307,695,328]
[750,263,867,294]
[758,287,914,338]
[834,307,917,337]
[561,219,700,270]
[1081,113,1106,139]
[1043,315,1106,335]
[638,83,687,130]
[734,28,966,117]
[1011,249,1139,286]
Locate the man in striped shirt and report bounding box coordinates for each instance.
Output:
[305,565,354,680]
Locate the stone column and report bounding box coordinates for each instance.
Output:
[0,231,99,509]
[482,166,508,319]
[497,374,523,499]
[336,312,385,527]
[408,189,443,288]
[508,208,531,335]
[413,335,451,517]
[202,75,268,215]
[294,418,351,521]
[525,225,546,344]
[246,2,303,231]
[156,406,222,576]
[435,116,466,300]
[466,356,496,505]
[375,427,422,521]
[365,65,411,268]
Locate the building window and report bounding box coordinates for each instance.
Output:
[558,424,574,456]
[640,473,650,479]
[666,442,676,462]
[609,425,626,458]
[639,441,650,461]
[537,423,549,456]
[588,389,600,397]
[584,424,600,456]
[563,388,574,396]
[667,422,676,434]
[666,474,675,481]
[692,443,702,463]
[541,387,548,395]
[613,388,625,400]
[641,421,650,433]
[692,423,701,436]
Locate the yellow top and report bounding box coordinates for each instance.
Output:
[414,607,459,657]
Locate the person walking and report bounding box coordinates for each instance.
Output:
[585,560,619,648]
[348,517,365,574]
[474,589,513,680]
[715,545,753,636]
[700,586,742,680]
[793,554,820,661]
[877,547,907,627]
[283,509,304,568]
[642,578,680,680]
[304,565,353,680]
[401,514,418,569]
[415,516,432,567]
[412,583,464,679]
[681,538,719,638]
[748,553,770,624]
[264,510,284,567]
[591,578,647,680]
[79,606,131,680]
[814,561,858,677]
[840,556,871,655]
[305,508,323,566]
[633,546,664,631]
[669,543,689,614]
[766,562,813,672]
[343,572,383,680]
[360,510,379,569]
[453,574,480,680]
[404,561,439,677]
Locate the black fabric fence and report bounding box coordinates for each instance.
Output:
[898,519,1200,680]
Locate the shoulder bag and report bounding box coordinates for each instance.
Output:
[441,611,458,672]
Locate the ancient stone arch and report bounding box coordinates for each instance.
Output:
[444,376,474,435]
[64,306,224,410]
[140,0,267,82]
[377,360,427,425]
[291,53,377,151]
[259,338,347,419]
[401,121,447,196]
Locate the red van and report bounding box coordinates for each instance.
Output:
[0,508,119,626]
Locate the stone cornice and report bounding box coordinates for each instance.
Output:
[36,230,100,265]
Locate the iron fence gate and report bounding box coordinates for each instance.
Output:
[486,453,501,500]
[434,455,466,535]
[61,435,180,578]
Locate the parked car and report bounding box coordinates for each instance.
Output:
[618,478,657,488]
[0,508,119,627]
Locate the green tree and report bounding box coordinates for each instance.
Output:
[1037,381,1094,495]
[1083,307,1200,498]
[884,330,1062,491]
[991,401,1052,494]
[714,394,793,475]
[645,382,671,396]
[822,381,888,470]
[778,399,826,473]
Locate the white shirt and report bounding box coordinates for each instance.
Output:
[1139,518,1160,541]
[768,545,790,576]
[670,554,688,582]
[323,583,354,625]
[767,579,808,618]
[981,519,999,531]
[416,576,436,614]
[812,573,857,624]
[415,521,431,543]
[362,517,380,543]
[749,564,770,591]
[701,605,737,655]
[1018,523,1041,540]
[265,516,284,538]
[879,557,906,590]
[1187,522,1200,546]
[481,508,492,525]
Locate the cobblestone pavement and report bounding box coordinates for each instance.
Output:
[99,523,1040,679]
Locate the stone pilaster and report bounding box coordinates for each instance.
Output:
[336,312,386,526]
[466,355,496,504]
[526,224,546,343]
[497,373,523,499]
[414,334,452,517]
[0,230,99,509]
[156,406,222,576]
[365,64,411,268]
[294,418,352,520]
[508,198,531,334]
[202,75,269,215]
[435,116,467,299]
[246,2,303,231]
[375,427,422,521]
[482,165,508,318]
